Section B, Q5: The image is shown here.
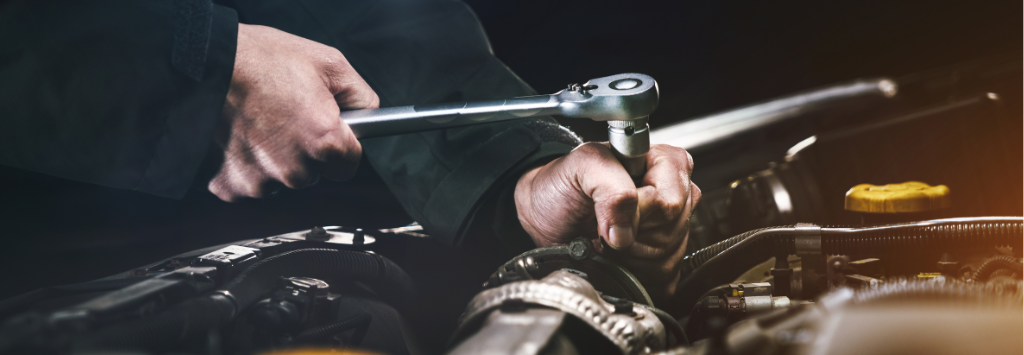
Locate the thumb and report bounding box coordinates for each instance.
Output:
[575,143,639,250]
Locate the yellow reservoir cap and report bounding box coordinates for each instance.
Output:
[845,181,950,213]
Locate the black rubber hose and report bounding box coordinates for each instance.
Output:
[973,256,1023,282]
[72,248,413,352]
[294,310,372,343]
[671,217,1023,316]
[668,227,796,316]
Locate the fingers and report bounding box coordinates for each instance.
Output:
[317,48,371,181]
[319,121,363,182]
[622,145,696,257]
[211,24,368,201]
[573,143,640,250]
[321,48,380,110]
[609,229,690,300]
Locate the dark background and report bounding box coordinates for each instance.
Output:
[0,0,1019,299]
[463,0,1020,140]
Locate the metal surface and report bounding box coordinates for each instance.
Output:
[341,73,657,137]
[764,171,793,218]
[650,78,897,150]
[447,308,568,355]
[453,270,666,355]
[276,226,377,245]
[793,223,822,256]
[341,73,658,180]
[608,116,651,180]
[486,237,654,306]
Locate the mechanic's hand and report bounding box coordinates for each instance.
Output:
[209,24,379,202]
[515,143,700,301]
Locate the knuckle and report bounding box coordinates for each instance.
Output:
[601,187,638,206]
[658,196,685,219]
[264,161,308,189]
[280,169,311,189]
[319,47,347,68]
[365,91,381,109]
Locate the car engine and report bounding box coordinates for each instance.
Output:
[0,58,1019,355]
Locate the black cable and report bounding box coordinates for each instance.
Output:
[636,303,689,347]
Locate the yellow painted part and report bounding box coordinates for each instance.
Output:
[261,349,381,355]
[844,181,950,213]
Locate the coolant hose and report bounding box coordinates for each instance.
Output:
[73,248,413,352]
[671,217,1022,316]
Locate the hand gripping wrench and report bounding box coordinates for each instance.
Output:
[340,73,658,181]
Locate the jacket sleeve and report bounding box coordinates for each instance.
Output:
[224,0,582,253]
[0,0,237,199]
[332,1,583,253]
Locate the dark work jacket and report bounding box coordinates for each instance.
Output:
[0,0,580,297]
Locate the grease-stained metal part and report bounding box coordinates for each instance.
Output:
[452,270,666,355]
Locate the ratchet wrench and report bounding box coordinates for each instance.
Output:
[340,73,658,181]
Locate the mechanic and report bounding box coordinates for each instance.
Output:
[0,0,698,301]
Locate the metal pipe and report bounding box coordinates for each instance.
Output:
[650,78,897,150]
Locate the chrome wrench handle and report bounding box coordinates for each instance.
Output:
[340,73,658,181]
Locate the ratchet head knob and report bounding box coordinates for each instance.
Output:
[608,116,651,183]
[557,73,659,122]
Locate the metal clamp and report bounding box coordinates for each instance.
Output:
[794,222,822,256]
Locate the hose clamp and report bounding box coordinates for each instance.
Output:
[794,223,822,256]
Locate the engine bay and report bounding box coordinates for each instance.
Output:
[0,58,1019,355]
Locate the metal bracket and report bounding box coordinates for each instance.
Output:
[794,222,822,257]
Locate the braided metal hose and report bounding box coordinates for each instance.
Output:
[680,226,788,276]
[821,218,1023,255]
[852,279,1023,308]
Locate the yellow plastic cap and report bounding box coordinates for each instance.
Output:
[845,181,950,213]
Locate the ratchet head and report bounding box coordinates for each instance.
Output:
[556,73,659,122]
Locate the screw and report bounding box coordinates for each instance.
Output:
[569,239,589,260]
